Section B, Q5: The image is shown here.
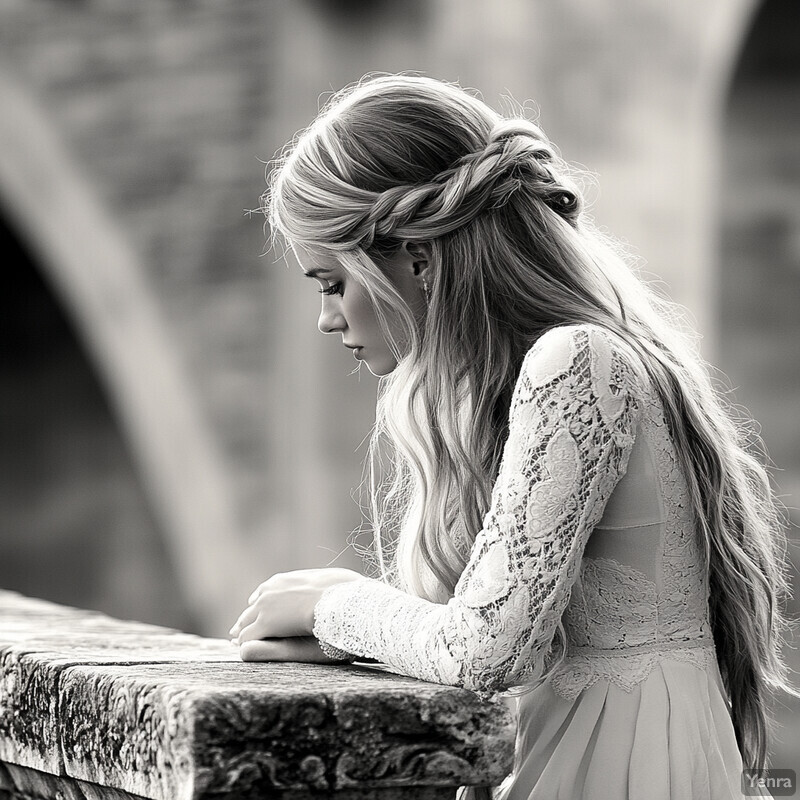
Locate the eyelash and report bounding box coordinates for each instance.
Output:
[318,282,343,297]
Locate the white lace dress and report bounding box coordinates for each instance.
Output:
[312,323,765,799]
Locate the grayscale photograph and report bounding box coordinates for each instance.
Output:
[0,2,798,798]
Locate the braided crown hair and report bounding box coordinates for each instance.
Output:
[264,75,797,773]
[268,76,581,255]
[354,120,579,249]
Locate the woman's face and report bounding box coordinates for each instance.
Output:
[295,246,424,377]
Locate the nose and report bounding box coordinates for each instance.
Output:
[317,298,346,335]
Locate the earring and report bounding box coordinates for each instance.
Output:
[422,274,431,306]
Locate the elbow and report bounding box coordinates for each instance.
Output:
[455,638,542,696]
[461,672,506,696]
[457,652,511,696]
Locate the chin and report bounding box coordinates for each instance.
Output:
[365,357,398,377]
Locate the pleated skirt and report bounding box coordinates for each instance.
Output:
[458,657,771,800]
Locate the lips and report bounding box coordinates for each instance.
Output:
[345,345,363,359]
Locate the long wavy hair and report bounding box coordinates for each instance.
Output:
[263,74,796,771]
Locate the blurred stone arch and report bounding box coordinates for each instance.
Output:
[0,73,242,632]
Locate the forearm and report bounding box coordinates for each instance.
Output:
[313,577,521,694]
[313,578,467,684]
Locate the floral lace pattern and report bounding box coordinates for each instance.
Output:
[313,324,696,696]
[551,554,715,701]
[548,642,717,701]
[547,339,716,701]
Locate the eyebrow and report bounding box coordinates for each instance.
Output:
[302,268,332,278]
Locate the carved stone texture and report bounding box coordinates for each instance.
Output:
[0,591,514,799]
[60,662,514,799]
[0,591,238,774]
[0,762,457,800]
[0,760,149,800]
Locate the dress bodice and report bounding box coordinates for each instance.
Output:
[548,379,716,701]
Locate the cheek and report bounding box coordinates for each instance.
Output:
[345,286,381,332]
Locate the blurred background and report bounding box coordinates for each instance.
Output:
[0,0,797,771]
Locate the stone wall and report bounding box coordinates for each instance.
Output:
[0,590,514,799]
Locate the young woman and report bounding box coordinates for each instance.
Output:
[229,75,796,799]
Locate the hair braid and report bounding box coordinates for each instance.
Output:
[356,122,582,249]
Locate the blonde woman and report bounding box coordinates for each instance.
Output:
[229,75,796,799]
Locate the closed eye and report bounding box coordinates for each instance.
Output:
[318,281,343,297]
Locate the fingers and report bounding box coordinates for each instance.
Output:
[248,576,281,604]
[231,567,361,642]
[235,611,303,644]
[239,636,332,663]
[231,590,310,642]
[230,577,291,638]
[246,571,305,604]
[229,604,258,638]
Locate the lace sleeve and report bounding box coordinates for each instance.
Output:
[312,324,643,693]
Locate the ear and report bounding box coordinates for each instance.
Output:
[400,241,432,277]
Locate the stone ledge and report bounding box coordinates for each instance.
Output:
[0,591,515,799]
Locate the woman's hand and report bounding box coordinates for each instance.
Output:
[237,635,339,663]
[229,568,363,657]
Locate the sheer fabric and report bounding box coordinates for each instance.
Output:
[313,324,765,799]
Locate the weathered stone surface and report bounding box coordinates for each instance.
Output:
[0,760,149,800]
[0,591,237,774]
[60,662,513,799]
[0,651,62,774]
[0,761,457,800]
[0,592,515,798]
